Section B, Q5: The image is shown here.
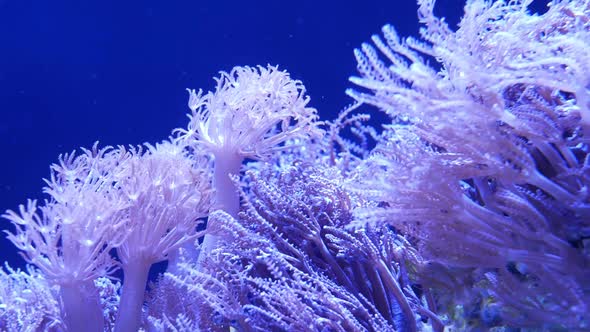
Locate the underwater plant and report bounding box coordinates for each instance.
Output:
[1,0,589,331]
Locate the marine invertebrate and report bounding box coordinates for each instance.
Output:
[162,163,438,331]
[175,65,320,264]
[3,145,130,332]
[2,141,213,332]
[113,140,213,332]
[0,264,62,331]
[349,0,590,328]
[2,1,589,330]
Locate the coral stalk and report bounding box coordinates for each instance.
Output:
[61,281,104,332]
[212,152,243,217]
[114,261,151,332]
[198,151,243,265]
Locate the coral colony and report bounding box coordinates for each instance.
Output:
[1,0,589,331]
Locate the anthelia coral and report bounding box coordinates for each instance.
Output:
[3,144,130,332]
[2,0,589,331]
[113,141,212,332]
[175,65,320,266]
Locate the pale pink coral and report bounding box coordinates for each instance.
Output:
[3,144,130,332]
[175,65,321,267]
[178,65,319,160]
[114,140,213,332]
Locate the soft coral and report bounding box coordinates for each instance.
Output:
[175,65,320,265]
[3,144,129,332]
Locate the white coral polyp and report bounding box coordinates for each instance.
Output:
[182,65,318,159]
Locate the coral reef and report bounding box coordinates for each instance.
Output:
[1,1,589,331]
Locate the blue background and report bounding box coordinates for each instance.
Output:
[1,0,538,268]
